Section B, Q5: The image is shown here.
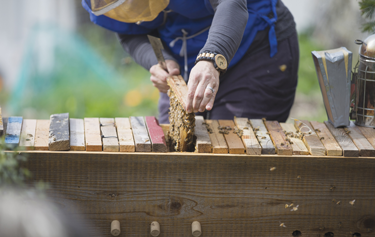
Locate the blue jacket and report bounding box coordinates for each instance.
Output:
[82,0,278,76]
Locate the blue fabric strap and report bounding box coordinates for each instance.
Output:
[250,0,278,57]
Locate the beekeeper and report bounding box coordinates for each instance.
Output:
[82,0,298,123]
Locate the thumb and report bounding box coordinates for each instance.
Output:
[166,60,180,76]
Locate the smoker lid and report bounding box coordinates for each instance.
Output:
[356,34,375,59]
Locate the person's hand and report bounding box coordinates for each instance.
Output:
[186,61,219,113]
[149,60,180,93]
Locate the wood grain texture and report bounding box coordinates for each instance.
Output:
[5,116,23,148]
[324,121,359,157]
[249,119,275,154]
[130,117,151,152]
[234,117,261,155]
[280,123,309,155]
[167,75,188,109]
[160,124,169,141]
[2,117,7,138]
[49,113,70,151]
[218,120,244,154]
[265,121,292,155]
[35,120,50,150]
[70,118,85,151]
[115,118,135,152]
[294,120,326,156]
[100,118,119,152]
[0,107,3,137]
[195,116,212,153]
[20,151,375,237]
[19,119,37,150]
[310,121,342,156]
[206,120,228,154]
[347,121,375,157]
[145,116,167,152]
[84,118,102,151]
[358,125,375,150]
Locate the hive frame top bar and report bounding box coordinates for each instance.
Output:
[10,150,373,160]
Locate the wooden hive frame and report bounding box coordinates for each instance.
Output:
[167,75,195,152]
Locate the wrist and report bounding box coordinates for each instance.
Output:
[195,51,228,75]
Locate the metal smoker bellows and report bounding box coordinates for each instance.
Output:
[312,48,352,127]
[351,34,375,127]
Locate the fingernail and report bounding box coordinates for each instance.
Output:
[206,105,211,110]
[187,109,192,113]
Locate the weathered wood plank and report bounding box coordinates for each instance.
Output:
[310,121,342,156]
[249,119,275,154]
[100,118,119,152]
[264,121,292,155]
[218,120,244,154]
[294,120,326,156]
[115,118,135,152]
[130,117,151,152]
[324,121,359,157]
[19,119,37,150]
[145,116,167,152]
[35,120,50,150]
[5,117,23,148]
[21,151,375,237]
[195,116,212,153]
[49,113,70,151]
[234,117,261,155]
[2,117,8,138]
[84,118,102,151]
[358,125,375,150]
[205,120,228,154]
[346,121,375,157]
[280,123,309,155]
[0,107,3,137]
[70,118,85,151]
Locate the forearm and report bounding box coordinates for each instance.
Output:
[117,34,178,70]
[200,0,248,64]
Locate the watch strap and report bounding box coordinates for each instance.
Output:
[195,52,227,74]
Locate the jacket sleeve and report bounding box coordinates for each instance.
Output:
[117,34,178,71]
[200,0,248,64]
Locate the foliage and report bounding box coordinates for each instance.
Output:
[6,25,159,119]
[359,0,375,32]
[0,138,48,191]
[296,33,324,95]
[0,138,30,186]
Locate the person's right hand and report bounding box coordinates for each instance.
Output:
[149,60,180,93]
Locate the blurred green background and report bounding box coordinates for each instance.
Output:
[0,1,368,122]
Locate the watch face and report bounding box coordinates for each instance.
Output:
[215,54,227,70]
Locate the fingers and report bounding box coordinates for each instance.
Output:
[150,75,169,93]
[193,75,211,112]
[150,64,169,79]
[205,94,215,111]
[166,60,180,76]
[199,85,216,112]
[150,64,170,93]
[186,61,219,113]
[186,74,199,113]
[150,60,181,93]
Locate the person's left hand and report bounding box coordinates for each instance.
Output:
[186,61,220,113]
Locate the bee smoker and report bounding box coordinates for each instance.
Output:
[312,48,352,128]
[351,34,375,127]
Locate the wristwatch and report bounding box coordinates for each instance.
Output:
[195,52,228,74]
